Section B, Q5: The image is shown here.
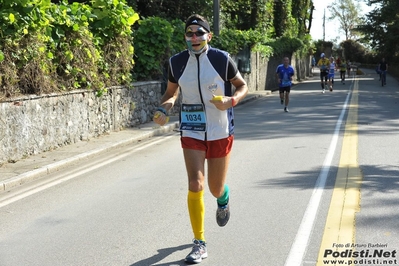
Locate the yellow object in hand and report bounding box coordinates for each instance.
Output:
[212,95,223,101]
[154,111,169,123]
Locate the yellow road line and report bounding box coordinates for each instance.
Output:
[316,78,363,265]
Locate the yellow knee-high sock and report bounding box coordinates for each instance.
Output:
[187,190,205,242]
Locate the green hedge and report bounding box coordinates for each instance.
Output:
[0,0,139,99]
[132,17,185,81]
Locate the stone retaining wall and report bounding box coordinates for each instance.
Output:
[0,81,164,165]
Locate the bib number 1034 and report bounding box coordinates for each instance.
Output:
[185,113,202,122]
[180,104,207,132]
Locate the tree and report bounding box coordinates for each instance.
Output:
[127,0,212,22]
[271,0,314,38]
[221,0,273,31]
[327,0,363,40]
[292,0,315,35]
[357,0,399,58]
[340,39,366,62]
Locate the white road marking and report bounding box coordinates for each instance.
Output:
[284,81,354,266]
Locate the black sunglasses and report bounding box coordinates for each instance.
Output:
[185,31,207,37]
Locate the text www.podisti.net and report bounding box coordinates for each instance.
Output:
[322,248,397,265]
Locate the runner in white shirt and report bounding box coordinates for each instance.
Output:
[153,14,248,264]
[328,57,336,91]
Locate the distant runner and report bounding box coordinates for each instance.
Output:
[276,57,295,112]
[317,53,330,93]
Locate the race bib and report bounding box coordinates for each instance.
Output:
[180,104,207,132]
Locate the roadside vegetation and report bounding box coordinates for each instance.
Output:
[0,0,396,102]
[0,0,138,100]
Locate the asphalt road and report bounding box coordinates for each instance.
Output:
[0,68,398,266]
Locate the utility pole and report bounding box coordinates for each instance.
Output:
[323,8,325,41]
[213,0,220,36]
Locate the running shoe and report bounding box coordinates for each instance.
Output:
[322,89,325,93]
[280,99,284,105]
[185,239,208,264]
[284,107,289,112]
[216,202,230,227]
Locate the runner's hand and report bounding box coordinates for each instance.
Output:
[210,96,233,111]
[153,111,169,126]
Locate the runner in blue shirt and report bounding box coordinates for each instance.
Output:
[276,57,295,112]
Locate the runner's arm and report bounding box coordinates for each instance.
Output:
[211,56,248,110]
[153,81,179,125]
[276,71,281,83]
[159,81,179,112]
[230,72,248,106]
[210,72,248,110]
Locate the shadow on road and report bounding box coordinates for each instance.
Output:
[255,164,399,192]
[130,244,192,266]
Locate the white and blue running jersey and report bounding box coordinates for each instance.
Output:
[329,62,336,74]
[169,46,238,141]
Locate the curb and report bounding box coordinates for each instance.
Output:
[1,122,179,192]
[1,92,271,192]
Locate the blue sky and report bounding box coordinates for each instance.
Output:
[309,0,375,42]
